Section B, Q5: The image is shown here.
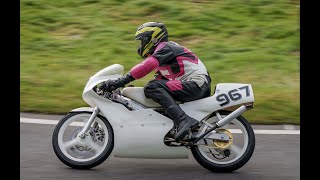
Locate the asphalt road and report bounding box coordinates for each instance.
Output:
[20,113,300,180]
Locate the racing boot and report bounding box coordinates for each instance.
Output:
[165,105,199,141]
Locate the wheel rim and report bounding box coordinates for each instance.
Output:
[197,115,249,164]
[57,114,109,162]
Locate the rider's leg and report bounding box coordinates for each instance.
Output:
[144,79,210,141]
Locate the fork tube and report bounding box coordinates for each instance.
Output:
[79,106,100,136]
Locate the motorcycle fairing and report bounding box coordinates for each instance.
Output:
[78,64,253,159]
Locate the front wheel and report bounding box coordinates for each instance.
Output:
[52,112,114,169]
[191,110,255,173]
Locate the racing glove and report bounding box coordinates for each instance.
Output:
[100,73,135,92]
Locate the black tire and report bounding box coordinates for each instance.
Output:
[52,112,114,169]
[191,110,255,173]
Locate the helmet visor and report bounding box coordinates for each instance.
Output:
[134,38,143,58]
[134,31,152,58]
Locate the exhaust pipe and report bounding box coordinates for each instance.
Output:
[216,105,247,127]
[190,105,248,145]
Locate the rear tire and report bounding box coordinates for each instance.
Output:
[52,112,114,169]
[191,110,255,173]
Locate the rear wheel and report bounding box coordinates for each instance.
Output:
[191,110,255,173]
[52,112,114,169]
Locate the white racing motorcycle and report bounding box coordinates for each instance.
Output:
[52,64,255,173]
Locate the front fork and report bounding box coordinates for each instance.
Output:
[78,106,100,139]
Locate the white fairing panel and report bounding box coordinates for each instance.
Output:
[122,87,161,108]
[122,87,182,108]
[82,64,124,107]
[180,83,254,120]
[92,97,189,158]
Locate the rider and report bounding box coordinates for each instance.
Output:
[102,22,212,141]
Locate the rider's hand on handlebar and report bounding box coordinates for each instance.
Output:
[100,73,133,92]
[100,80,119,92]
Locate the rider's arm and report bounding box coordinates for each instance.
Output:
[100,56,159,91]
[130,56,159,79]
[130,42,175,80]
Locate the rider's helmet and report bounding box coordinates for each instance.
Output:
[134,22,168,58]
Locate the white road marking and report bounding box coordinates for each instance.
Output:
[21,118,58,125]
[20,117,300,135]
[20,118,83,126]
[228,129,300,134]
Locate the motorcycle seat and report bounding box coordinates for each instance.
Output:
[122,87,182,108]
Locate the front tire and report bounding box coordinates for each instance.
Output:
[191,110,255,173]
[52,112,114,169]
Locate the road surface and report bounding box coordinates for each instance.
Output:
[20,113,300,180]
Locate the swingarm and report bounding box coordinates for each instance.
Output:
[188,104,252,146]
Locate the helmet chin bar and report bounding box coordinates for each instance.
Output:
[137,40,156,58]
[137,47,144,58]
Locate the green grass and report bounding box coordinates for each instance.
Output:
[20,0,300,124]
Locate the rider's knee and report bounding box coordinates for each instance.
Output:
[144,81,161,97]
